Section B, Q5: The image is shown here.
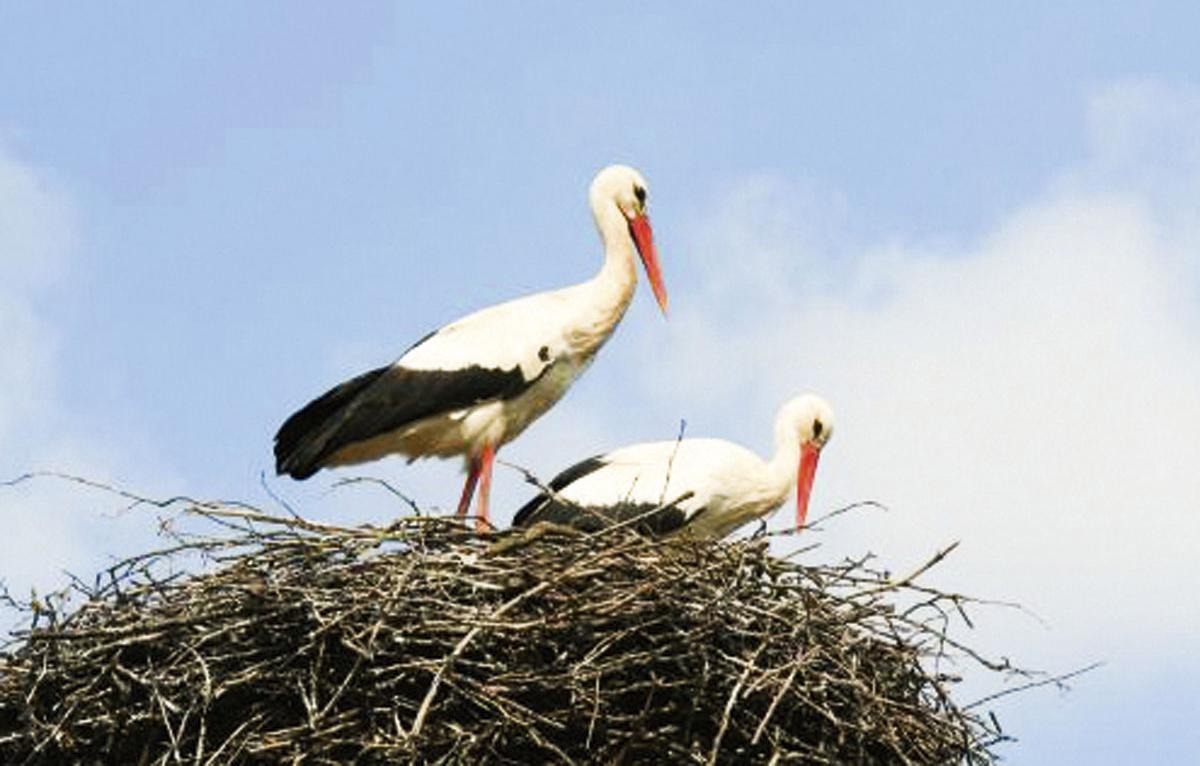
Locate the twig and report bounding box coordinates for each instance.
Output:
[328,475,421,516]
[857,541,961,597]
[964,662,1103,710]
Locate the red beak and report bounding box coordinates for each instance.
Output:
[795,444,821,530]
[628,214,668,315]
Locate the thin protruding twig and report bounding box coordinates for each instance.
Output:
[964,662,1102,710]
[329,475,422,516]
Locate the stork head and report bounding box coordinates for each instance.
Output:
[589,165,668,315]
[776,394,835,531]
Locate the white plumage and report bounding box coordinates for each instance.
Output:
[512,395,835,540]
[275,165,668,532]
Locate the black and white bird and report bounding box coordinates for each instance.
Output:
[274,165,668,532]
[512,395,834,539]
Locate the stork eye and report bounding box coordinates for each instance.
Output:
[634,185,646,205]
[812,420,824,438]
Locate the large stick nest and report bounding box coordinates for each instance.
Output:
[0,498,1015,765]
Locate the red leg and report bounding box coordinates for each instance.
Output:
[456,456,482,519]
[475,443,496,534]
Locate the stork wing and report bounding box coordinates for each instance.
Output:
[511,495,695,536]
[512,444,708,535]
[274,361,530,479]
[274,289,580,480]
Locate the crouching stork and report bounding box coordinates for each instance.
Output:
[274,165,668,532]
[512,395,834,539]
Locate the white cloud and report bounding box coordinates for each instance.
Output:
[0,143,172,615]
[0,297,55,448]
[0,144,73,291]
[0,145,71,456]
[635,80,1200,674]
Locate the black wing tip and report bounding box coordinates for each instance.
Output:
[512,499,688,537]
[270,365,395,482]
[511,497,544,528]
[273,441,320,479]
[546,455,608,491]
[273,427,320,480]
[275,459,320,481]
[513,455,610,528]
[511,499,608,533]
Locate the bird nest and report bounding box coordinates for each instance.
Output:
[0,496,1021,765]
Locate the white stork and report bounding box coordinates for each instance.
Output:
[511,395,834,539]
[274,165,668,532]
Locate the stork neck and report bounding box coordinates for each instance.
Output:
[765,419,802,506]
[589,199,638,310]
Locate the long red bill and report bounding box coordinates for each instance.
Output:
[628,214,668,315]
[795,444,821,530]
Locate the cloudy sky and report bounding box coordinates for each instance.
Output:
[2,4,1199,762]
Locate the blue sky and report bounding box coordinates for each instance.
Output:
[3,4,1200,763]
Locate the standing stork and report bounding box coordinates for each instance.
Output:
[274,165,667,532]
[512,395,834,539]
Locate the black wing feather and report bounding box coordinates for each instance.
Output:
[274,362,529,479]
[511,497,692,536]
[511,455,607,527]
[547,455,608,491]
[512,452,694,535]
[274,366,389,478]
